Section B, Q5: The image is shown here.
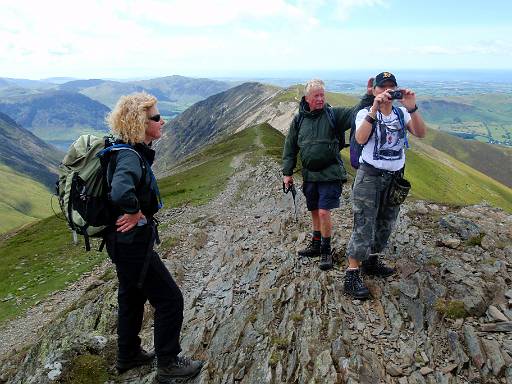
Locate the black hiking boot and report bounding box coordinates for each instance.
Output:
[344,269,370,300]
[155,355,204,383]
[361,254,395,278]
[298,240,321,258]
[116,349,155,373]
[319,249,333,271]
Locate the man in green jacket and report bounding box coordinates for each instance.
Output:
[283,78,373,270]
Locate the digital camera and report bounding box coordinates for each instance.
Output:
[389,90,403,100]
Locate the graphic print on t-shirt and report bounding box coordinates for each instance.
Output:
[373,113,404,162]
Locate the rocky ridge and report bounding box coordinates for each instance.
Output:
[153,83,295,175]
[1,155,512,383]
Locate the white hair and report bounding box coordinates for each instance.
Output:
[304,79,325,96]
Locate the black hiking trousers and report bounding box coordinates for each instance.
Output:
[106,233,183,365]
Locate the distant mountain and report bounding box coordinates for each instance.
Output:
[0,75,235,128]
[0,87,40,98]
[0,77,53,90]
[133,75,235,103]
[0,112,62,188]
[154,82,281,173]
[41,77,79,84]
[58,79,107,92]
[77,80,147,109]
[0,90,110,148]
[79,75,235,115]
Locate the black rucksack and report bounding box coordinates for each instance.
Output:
[349,106,407,169]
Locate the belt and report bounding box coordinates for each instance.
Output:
[360,162,402,177]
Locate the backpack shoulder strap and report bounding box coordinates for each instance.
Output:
[325,106,347,147]
[102,145,147,188]
[392,105,409,149]
[325,106,336,129]
[353,106,376,144]
[294,113,304,132]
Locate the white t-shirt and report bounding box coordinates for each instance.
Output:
[354,106,411,171]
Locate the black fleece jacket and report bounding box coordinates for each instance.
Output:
[107,142,160,219]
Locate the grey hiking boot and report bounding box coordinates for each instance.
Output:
[155,355,204,383]
[319,249,333,271]
[344,269,370,300]
[298,240,321,258]
[116,349,155,373]
[361,254,395,277]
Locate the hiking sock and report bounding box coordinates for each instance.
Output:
[312,231,321,248]
[320,236,331,254]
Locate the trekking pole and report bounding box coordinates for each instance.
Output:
[282,182,298,222]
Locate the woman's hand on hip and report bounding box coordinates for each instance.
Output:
[116,211,146,232]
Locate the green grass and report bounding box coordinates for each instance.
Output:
[0,215,105,323]
[159,123,284,208]
[271,85,359,107]
[60,354,109,384]
[0,163,54,233]
[435,299,467,319]
[403,142,512,212]
[421,128,512,188]
[466,233,485,247]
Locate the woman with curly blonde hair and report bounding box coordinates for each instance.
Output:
[105,92,203,382]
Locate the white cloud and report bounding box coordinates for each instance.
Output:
[411,41,512,56]
[120,0,309,27]
[334,0,388,21]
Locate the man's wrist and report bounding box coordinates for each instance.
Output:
[407,104,418,114]
[365,114,376,124]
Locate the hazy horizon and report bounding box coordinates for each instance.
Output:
[4,68,512,84]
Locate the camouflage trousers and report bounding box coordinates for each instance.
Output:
[346,168,400,262]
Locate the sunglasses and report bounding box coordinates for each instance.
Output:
[148,114,161,122]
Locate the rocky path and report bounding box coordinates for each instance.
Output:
[2,155,512,384]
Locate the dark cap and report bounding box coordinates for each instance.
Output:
[374,72,397,87]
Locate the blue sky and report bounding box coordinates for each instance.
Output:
[1,0,511,79]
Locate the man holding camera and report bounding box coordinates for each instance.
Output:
[344,72,427,299]
[283,78,373,271]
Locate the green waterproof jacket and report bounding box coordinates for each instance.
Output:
[282,94,374,182]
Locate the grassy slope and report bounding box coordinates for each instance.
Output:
[272,85,359,107]
[159,123,282,207]
[339,140,512,212]
[0,216,105,323]
[0,164,54,233]
[421,129,512,188]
